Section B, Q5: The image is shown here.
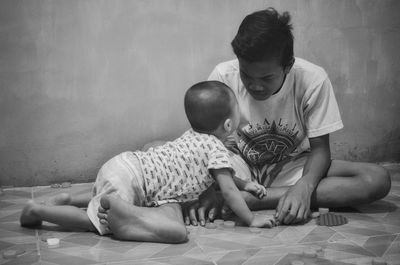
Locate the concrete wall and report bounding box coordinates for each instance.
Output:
[1,0,399,187]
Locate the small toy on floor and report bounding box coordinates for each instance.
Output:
[223,220,235,228]
[50,182,71,188]
[2,248,25,259]
[317,212,348,226]
[205,222,217,229]
[213,219,224,226]
[318,207,329,214]
[47,238,60,248]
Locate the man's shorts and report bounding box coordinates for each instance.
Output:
[87,151,146,235]
[229,152,309,187]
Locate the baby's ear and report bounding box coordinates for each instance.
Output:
[223,118,232,133]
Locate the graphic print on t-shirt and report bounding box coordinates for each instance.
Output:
[237,118,300,167]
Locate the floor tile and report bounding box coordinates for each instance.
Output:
[0,164,399,265]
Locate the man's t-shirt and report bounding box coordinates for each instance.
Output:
[208,57,343,169]
[134,129,233,205]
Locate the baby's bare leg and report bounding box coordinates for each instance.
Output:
[99,196,187,243]
[49,193,91,207]
[20,200,95,231]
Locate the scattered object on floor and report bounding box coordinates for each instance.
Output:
[248,227,261,233]
[372,257,387,265]
[61,182,71,188]
[318,208,329,214]
[223,220,235,228]
[290,261,304,265]
[303,249,317,258]
[310,211,320,218]
[317,212,348,226]
[2,250,17,259]
[213,219,224,225]
[205,222,217,229]
[311,245,323,255]
[47,238,60,248]
[50,183,61,188]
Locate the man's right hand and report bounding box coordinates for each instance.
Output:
[182,184,222,226]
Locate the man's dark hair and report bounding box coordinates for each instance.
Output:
[184,81,235,133]
[231,7,294,67]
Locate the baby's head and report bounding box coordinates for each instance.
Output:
[184,81,239,139]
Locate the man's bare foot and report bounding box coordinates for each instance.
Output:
[99,196,187,243]
[20,200,42,227]
[48,193,72,205]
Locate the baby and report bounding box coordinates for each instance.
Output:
[20,81,275,243]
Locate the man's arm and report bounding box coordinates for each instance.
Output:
[276,134,331,224]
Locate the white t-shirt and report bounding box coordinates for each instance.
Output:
[134,129,233,205]
[208,58,343,168]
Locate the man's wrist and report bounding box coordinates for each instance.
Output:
[298,176,317,191]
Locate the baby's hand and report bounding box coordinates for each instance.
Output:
[250,214,276,228]
[244,182,267,199]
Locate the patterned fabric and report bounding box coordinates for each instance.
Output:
[87,151,146,235]
[208,58,343,183]
[135,129,232,206]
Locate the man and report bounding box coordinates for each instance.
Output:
[186,7,390,225]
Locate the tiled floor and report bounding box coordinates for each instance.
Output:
[1,164,399,265]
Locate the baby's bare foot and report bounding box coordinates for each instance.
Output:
[20,200,42,227]
[100,196,187,243]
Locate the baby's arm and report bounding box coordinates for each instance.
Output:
[211,168,273,228]
[233,176,267,199]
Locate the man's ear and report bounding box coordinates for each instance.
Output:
[284,57,295,74]
[223,118,232,133]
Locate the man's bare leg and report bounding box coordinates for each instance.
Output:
[49,193,91,207]
[20,200,95,231]
[243,160,391,210]
[98,196,188,243]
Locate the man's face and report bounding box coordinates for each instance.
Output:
[239,58,288,101]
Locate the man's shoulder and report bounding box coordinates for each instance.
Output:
[293,58,327,79]
[292,58,329,88]
[214,59,239,74]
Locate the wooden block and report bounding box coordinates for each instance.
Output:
[223,220,235,228]
[47,238,60,248]
[213,219,224,225]
[318,208,329,214]
[310,212,320,219]
[205,222,217,229]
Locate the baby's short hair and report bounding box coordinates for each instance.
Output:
[184,81,235,133]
